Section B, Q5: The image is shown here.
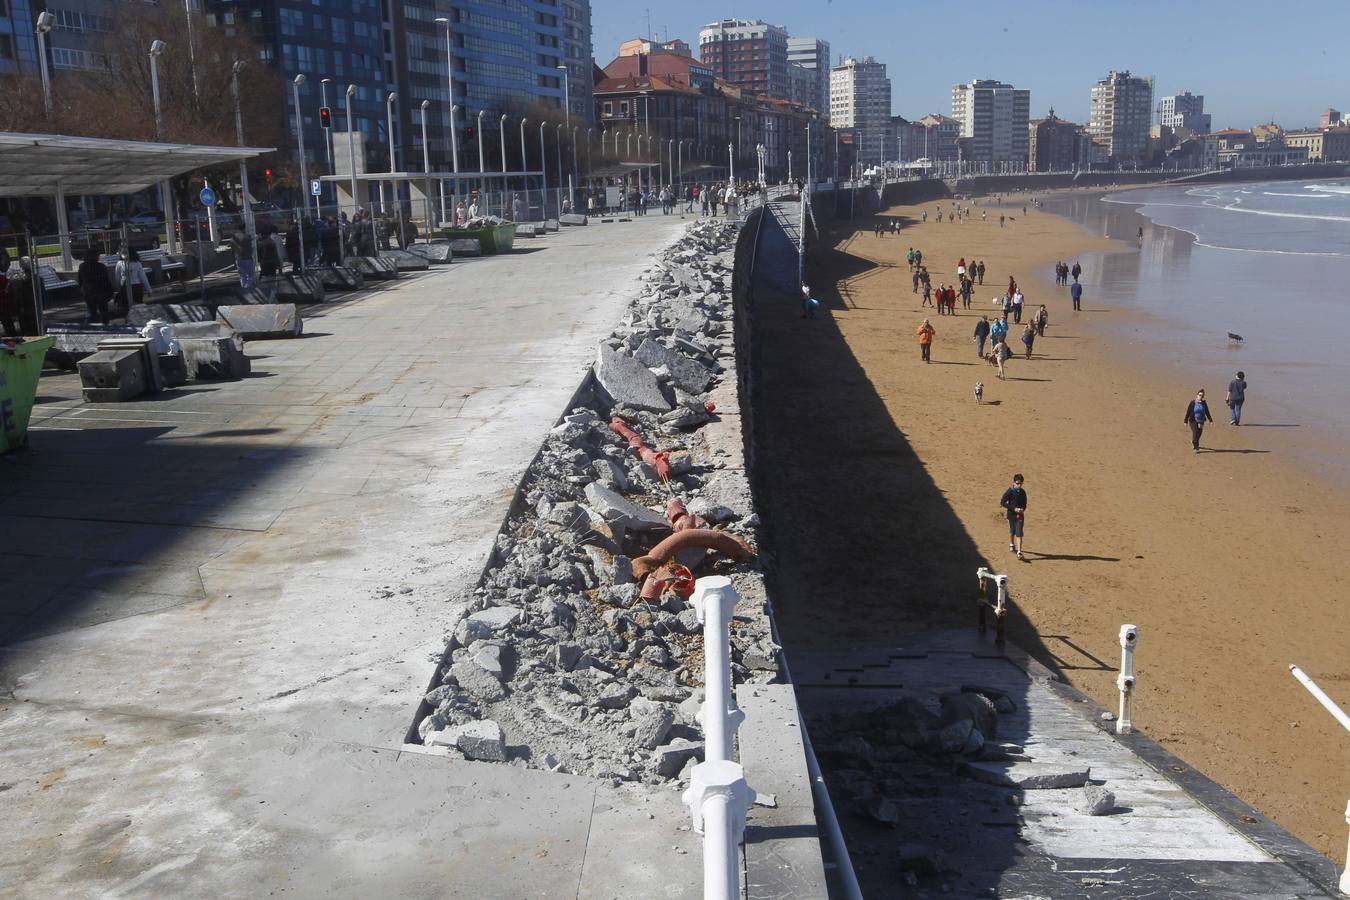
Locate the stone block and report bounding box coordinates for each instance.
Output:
[269,273,326,304]
[559,214,587,226]
[595,683,636,709]
[447,238,482,257]
[1080,784,1116,816]
[941,692,998,740]
[383,249,430,271]
[962,760,1091,790]
[450,658,507,703]
[350,255,399,280]
[545,219,559,232]
[468,606,523,630]
[634,339,714,395]
[178,336,251,380]
[215,304,303,339]
[595,344,671,412]
[583,482,669,532]
[78,349,147,402]
[629,698,675,750]
[654,739,704,777]
[317,264,364,291]
[404,242,454,264]
[454,720,507,761]
[514,223,540,237]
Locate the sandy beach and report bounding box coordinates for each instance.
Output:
[753,191,1350,860]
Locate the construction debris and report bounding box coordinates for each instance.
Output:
[417,220,782,783]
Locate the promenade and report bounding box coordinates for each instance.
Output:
[0,217,702,896]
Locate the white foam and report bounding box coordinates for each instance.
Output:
[1263,191,1333,198]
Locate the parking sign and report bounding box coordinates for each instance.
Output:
[310,179,322,196]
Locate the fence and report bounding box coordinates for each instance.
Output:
[1288,664,1350,894]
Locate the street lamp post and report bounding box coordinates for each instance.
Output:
[667,139,673,190]
[435,17,460,195]
[35,13,53,121]
[539,121,548,219]
[232,60,255,243]
[384,91,397,215]
[148,39,178,256]
[555,123,564,213]
[728,142,735,184]
[420,99,433,236]
[571,125,578,200]
[585,127,593,190]
[292,73,309,270]
[519,117,529,215]
[476,109,486,174]
[344,83,358,226]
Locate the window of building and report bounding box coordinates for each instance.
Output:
[620,101,629,115]
[0,34,13,61]
[603,101,612,115]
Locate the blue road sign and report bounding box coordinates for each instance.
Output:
[310,179,322,196]
[199,186,217,207]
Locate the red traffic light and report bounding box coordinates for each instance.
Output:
[319,106,332,128]
[465,126,474,139]
[264,168,272,177]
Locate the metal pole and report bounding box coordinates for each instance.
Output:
[35,15,53,121]
[477,110,486,174]
[519,117,528,212]
[321,79,335,206]
[345,84,359,224]
[571,125,579,195]
[539,121,548,219]
[183,0,200,108]
[195,213,205,297]
[385,92,398,216]
[1117,626,1138,735]
[421,100,433,239]
[1289,665,1350,734]
[436,18,460,175]
[150,41,177,256]
[292,74,308,273]
[556,123,563,213]
[232,61,257,265]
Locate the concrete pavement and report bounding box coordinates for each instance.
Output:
[0,216,707,897]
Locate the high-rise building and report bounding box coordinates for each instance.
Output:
[788,64,816,112]
[0,2,41,77]
[829,56,890,168]
[786,37,829,121]
[1088,70,1154,165]
[1028,109,1083,171]
[698,19,789,100]
[951,79,1030,165]
[1157,91,1210,135]
[1320,109,1343,128]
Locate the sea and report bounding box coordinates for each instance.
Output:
[1041,180,1350,482]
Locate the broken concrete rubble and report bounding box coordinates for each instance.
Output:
[413,220,774,785]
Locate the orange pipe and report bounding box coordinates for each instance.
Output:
[609,417,671,480]
[632,528,753,580]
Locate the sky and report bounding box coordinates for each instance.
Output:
[590,0,1347,128]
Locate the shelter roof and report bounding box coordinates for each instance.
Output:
[0,132,273,198]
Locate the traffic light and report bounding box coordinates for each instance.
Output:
[264,168,273,186]
[465,125,474,141]
[319,106,332,129]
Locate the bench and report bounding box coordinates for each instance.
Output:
[99,250,186,285]
[37,264,77,293]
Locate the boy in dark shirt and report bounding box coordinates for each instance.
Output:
[1000,474,1028,560]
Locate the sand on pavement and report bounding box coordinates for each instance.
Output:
[753,193,1350,860]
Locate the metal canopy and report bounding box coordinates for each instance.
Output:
[0,132,273,198]
[321,170,544,182]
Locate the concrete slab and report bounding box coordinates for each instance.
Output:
[1,213,695,895]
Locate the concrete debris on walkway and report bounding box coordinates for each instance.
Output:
[417,220,783,785]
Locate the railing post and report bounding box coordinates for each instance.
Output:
[1117,625,1139,735]
[690,575,744,762]
[683,759,752,900]
[1288,664,1350,894]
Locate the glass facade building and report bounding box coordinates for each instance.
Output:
[0,0,43,78]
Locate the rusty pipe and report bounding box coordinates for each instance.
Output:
[610,417,672,480]
[632,528,753,581]
[666,497,705,532]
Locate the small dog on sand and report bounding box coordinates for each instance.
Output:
[974,382,984,404]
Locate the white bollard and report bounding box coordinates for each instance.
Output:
[1342,799,1350,896]
[1116,624,1139,735]
[683,759,753,900]
[690,576,745,763]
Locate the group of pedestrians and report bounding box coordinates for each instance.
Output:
[1183,372,1249,452]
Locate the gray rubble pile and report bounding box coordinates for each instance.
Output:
[416,220,780,785]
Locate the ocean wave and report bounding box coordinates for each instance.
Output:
[1306,183,1350,194]
[1264,191,1333,198]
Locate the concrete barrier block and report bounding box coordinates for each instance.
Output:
[270,273,326,304]
[316,264,365,291]
[127,303,215,327]
[447,238,482,257]
[383,249,431,272]
[405,243,454,264]
[350,256,399,280]
[78,348,147,402]
[216,304,303,339]
[559,214,587,226]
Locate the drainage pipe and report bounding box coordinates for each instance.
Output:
[632,529,752,581]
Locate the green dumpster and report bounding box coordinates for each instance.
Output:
[1,335,54,451]
[443,222,518,254]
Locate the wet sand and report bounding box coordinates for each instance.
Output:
[756,192,1350,860]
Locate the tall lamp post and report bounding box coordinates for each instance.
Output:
[232,60,255,243]
[384,91,397,215]
[420,99,433,235]
[35,12,53,121]
[539,121,548,219]
[728,142,734,184]
[519,117,529,215]
[570,125,579,199]
[291,73,309,268]
[148,39,178,256]
[555,122,564,213]
[344,83,358,223]
[435,17,460,208]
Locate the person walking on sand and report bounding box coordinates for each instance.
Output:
[917,319,935,362]
[977,260,986,285]
[991,340,1009,380]
[960,277,972,309]
[973,315,990,358]
[915,249,923,268]
[1001,473,1028,559]
[1070,279,1083,311]
[1226,371,1248,425]
[1183,388,1214,453]
[999,214,1005,228]
[913,268,921,294]
[990,314,1008,347]
[1021,323,1036,359]
[935,283,946,316]
[1036,304,1049,337]
[1071,261,1082,282]
[1012,289,1024,324]
[922,279,933,307]
[907,247,915,271]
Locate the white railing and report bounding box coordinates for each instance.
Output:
[975,567,1009,642]
[1117,625,1139,735]
[683,575,752,900]
[1288,664,1350,895]
[682,574,863,900]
